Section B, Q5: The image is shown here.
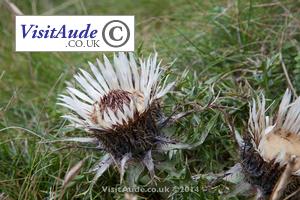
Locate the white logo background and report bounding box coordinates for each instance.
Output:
[15,16,134,52]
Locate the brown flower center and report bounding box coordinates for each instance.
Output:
[90,89,145,125]
[99,89,132,112]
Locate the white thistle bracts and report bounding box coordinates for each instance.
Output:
[58,52,184,183]
[247,89,300,174]
[58,52,174,131]
[238,89,300,199]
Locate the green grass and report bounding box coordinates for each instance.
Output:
[0,0,300,199]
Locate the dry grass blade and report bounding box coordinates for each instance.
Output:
[124,193,138,200]
[283,187,300,200]
[63,159,85,187]
[42,0,80,15]
[3,0,23,15]
[270,156,296,200]
[60,158,87,199]
[279,53,297,97]
[0,193,11,200]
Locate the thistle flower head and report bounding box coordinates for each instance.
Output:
[248,90,300,174]
[59,52,173,131]
[58,52,180,183]
[239,89,300,198]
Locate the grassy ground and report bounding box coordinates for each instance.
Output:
[0,0,300,199]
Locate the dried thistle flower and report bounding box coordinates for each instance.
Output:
[58,52,187,183]
[236,90,300,199]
